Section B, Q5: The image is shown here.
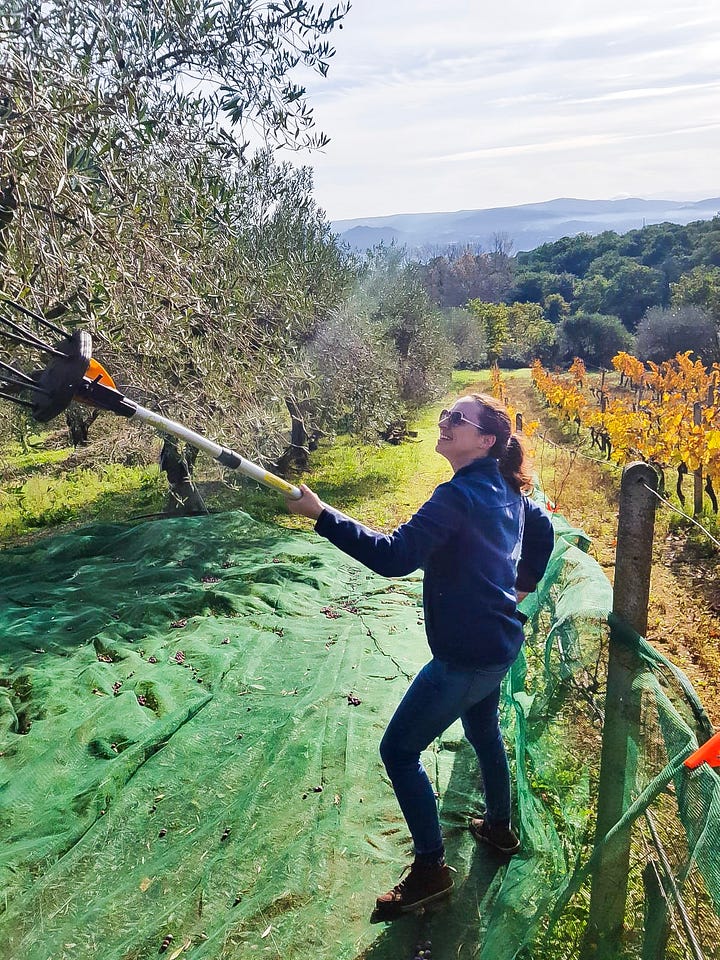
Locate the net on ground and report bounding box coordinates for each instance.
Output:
[0,507,718,960]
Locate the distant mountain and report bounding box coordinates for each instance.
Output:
[333,197,720,254]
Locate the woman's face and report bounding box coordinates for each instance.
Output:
[435,397,496,470]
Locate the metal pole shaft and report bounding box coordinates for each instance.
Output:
[583,461,659,959]
[132,405,302,499]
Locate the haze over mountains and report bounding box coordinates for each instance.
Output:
[333,197,720,255]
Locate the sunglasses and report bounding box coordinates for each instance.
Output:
[439,409,485,430]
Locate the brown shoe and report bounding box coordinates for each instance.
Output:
[469,817,520,855]
[374,861,454,919]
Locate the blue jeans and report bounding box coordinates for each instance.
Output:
[379,657,512,857]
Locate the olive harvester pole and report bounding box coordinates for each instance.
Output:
[121,404,302,499]
[0,307,302,500]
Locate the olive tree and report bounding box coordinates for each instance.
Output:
[360,248,454,409]
[442,307,487,369]
[0,1,352,508]
[1,0,349,157]
[295,248,454,452]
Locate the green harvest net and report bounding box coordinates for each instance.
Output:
[0,507,718,960]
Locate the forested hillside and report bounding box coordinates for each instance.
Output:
[513,218,720,324]
[415,218,720,370]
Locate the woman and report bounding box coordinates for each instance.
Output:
[288,393,554,919]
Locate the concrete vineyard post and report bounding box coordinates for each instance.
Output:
[583,461,660,959]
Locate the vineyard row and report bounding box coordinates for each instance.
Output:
[527,352,720,510]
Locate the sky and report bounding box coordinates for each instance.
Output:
[289,0,720,221]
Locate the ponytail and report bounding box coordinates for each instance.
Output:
[469,393,534,493]
[497,433,533,493]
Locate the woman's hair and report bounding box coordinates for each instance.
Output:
[469,393,533,493]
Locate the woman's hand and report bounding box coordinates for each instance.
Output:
[287,483,326,521]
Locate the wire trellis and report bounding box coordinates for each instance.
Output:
[642,482,720,552]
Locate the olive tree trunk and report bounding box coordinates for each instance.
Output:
[159,437,207,515]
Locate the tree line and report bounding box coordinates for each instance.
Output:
[414,218,720,370]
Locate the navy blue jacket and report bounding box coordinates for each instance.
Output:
[315,457,554,669]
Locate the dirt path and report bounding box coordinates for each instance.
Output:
[504,373,720,723]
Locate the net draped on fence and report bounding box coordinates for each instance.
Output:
[0,506,718,960]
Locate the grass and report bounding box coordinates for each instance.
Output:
[0,373,494,544]
[0,431,166,543]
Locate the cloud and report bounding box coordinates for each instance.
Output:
[428,121,720,165]
[565,80,720,106]
[310,6,720,99]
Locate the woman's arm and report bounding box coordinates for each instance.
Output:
[516,498,555,593]
[288,482,466,577]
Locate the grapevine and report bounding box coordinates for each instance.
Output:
[531,354,720,495]
[489,365,538,438]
